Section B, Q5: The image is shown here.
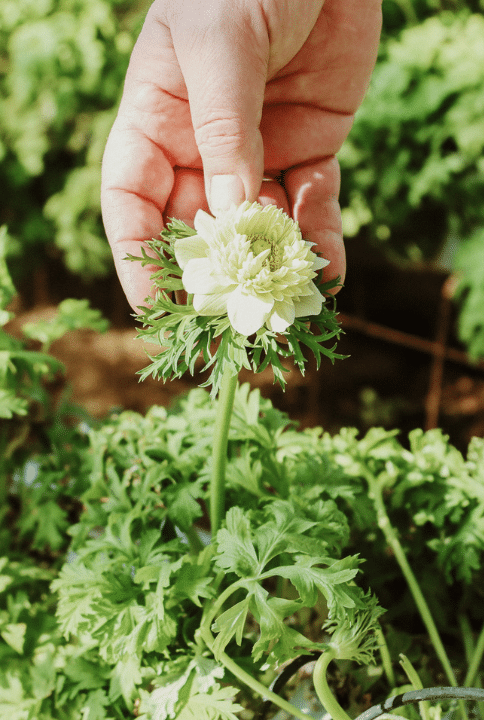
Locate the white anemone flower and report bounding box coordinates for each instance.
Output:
[174,201,330,336]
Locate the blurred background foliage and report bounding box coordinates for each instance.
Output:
[0,0,483,357]
[0,0,150,281]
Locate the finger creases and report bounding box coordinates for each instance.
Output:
[284,157,346,291]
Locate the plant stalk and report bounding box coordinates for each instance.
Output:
[210,370,238,536]
[460,614,484,719]
[399,654,431,720]
[465,621,484,688]
[365,469,458,686]
[201,625,315,720]
[376,625,396,689]
[313,650,353,720]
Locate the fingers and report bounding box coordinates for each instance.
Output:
[166,0,270,215]
[164,169,210,225]
[101,121,175,311]
[284,157,345,293]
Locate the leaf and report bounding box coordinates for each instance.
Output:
[19,499,68,550]
[109,654,142,706]
[80,688,109,720]
[137,657,236,720]
[454,228,484,361]
[0,673,42,720]
[176,685,243,720]
[212,598,251,658]
[215,507,259,577]
[62,654,111,699]
[165,478,204,531]
[250,586,318,662]
[22,298,110,349]
[0,226,16,314]
[173,562,214,607]
[275,556,360,612]
[0,623,26,654]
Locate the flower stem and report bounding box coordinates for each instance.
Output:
[313,650,353,720]
[185,525,205,554]
[365,468,458,686]
[464,620,484,687]
[376,625,396,689]
[210,369,238,536]
[201,624,314,720]
[399,654,431,720]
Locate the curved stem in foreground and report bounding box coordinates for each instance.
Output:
[200,625,315,720]
[313,651,353,720]
[210,370,238,536]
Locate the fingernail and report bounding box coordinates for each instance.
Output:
[209,174,245,215]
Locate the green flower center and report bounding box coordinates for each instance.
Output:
[249,234,283,271]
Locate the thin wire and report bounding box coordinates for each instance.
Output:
[256,653,320,720]
[355,687,484,720]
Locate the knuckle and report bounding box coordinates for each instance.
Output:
[194,115,248,158]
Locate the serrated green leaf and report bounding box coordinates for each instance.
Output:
[177,684,243,720]
[80,688,109,720]
[211,597,250,658]
[215,507,259,577]
[0,388,28,418]
[0,623,26,654]
[274,556,360,611]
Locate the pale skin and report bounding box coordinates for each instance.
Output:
[101,0,382,312]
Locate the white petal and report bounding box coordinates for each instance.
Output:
[193,292,230,316]
[266,301,295,333]
[312,255,330,271]
[293,282,324,318]
[226,286,274,336]
[182,258,222,294]
[194,209,217,241]
[174,236,208,270]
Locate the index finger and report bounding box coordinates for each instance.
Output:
[101,119,174,312]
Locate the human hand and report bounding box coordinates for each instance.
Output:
[101,0,382,311]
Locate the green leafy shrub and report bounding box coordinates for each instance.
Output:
[339,6,484,360]
[453,227,484,361]
[3,377,484,717]
[339,10,484,264]
[0,0,149,279]
[2,234,484,717]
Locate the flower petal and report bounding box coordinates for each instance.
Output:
[182,258,223,294]
[174,236,208,270]
[226,286,274,336]
[293,282,324,318]
[312,255,330,271]
[194,209,218,241]
[193,292,230,316]
[266,301,295,333]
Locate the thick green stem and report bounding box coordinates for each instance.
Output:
[210,370,238,535]
[313,651,353,720]
[365,469,458,687]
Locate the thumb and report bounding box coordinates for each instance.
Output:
[168,1,269,215]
